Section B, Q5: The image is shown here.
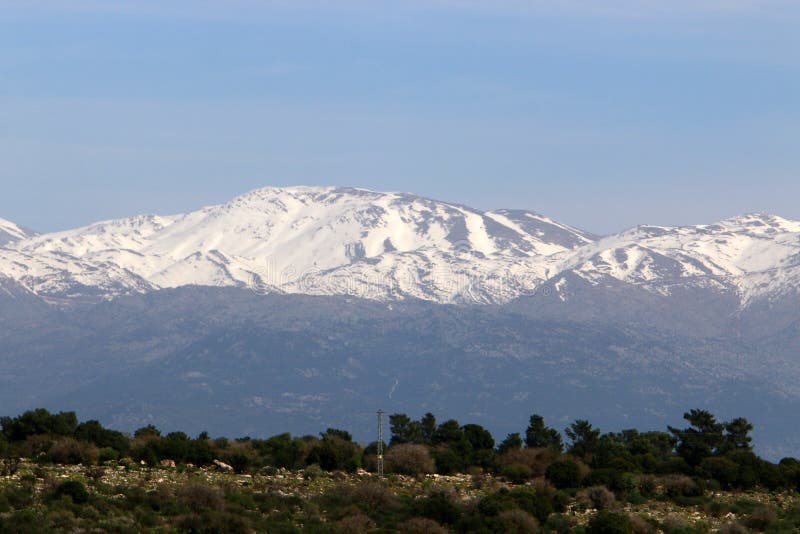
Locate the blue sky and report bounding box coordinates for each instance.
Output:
[1,1,798,234]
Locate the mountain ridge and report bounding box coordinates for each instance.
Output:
[3,189,800,457]
[2,186,799,307]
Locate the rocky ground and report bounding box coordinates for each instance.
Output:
[2,459,799,532]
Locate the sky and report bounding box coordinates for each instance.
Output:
[0,0,798,235]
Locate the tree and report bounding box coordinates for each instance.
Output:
[722,418,753,453]
[498,433,523,454]
[254,433,309,469]
[432,420,465,445]
[307,431,362,472]
[75,420,130,453]
[462,424,495,452]
[321,428,352,442]
[545,460,582,489]
[525,414,563,451]
[134,425,161,439]
[668,409,724,467]
[389,414,423,445]
[592,433,630,469]
[1,409,78,441]
[566,420,600,461]
[420,413,437,444]
[462,423,495,468]
[623,430,674,461]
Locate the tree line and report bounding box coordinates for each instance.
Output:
[1,407,798,493]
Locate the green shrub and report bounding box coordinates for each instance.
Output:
[414,491,460,525]
[743,506,777,531]
[177,511,253,533]
[546,460,582,489]
[545,513,577,534]
[716,523,747,534]
[501,463,534,484]
[661,515,709,534]
[397,517,449,534]
[579,485,616,511]
[98,447,119,463]
[587,511,633,534]
[662,475,702,498]
[497,509,540,533]
[52,480,89,504]
[431,447,464,475]
[636,475,657,498]
[698,456,739,489]
[177,483,224,513]
[306,433,362,472]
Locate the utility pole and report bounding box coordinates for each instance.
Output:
[377,410,385,477]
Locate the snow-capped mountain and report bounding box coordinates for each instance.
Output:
[0,217,35,246]
[2,187,800,306]
[1,187,593,303]
[5,188,800,457]
[553,213,800,306]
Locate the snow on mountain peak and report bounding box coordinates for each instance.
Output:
[0,217,36,246]
[3,186,595,303]
[2,188,800,307]
[713,213,800,235]
[557,213,800,305]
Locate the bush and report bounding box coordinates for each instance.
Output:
[48,438,99,465]
[637,475,657,497]
[501,463,534,484]
[744,506,777,531]
[698,456,739,489]
[98,447,119,463]
[545,514,577,534]
[414,491,461,525]
[385,444,435,476]
[546,460,582,489]
[661,515,708,534]
[431,447,464,475]
[497,447,556,478]
[662,475,702,498]
[349,481,400,510]
[52,480,89,504]
[307,434,362,472]
[177,483,224,513]
[176,511,253,533]
[584,468,636,494]
[497,509,540,533]
[717,523,748,534]
[587,510,633,534]
[0,458,19,477]
[397,517,449,534]
[629,515,657,534]
[579,485,616,511]
[335,513,375,534]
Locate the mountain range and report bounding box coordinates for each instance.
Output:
[2,186,800,307]
[2,186,800,458]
